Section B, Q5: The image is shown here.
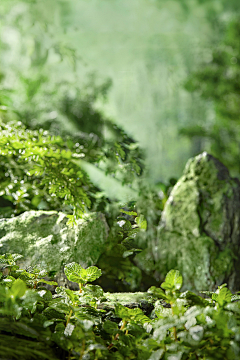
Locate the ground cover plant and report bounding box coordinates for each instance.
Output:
[1,253,240,360]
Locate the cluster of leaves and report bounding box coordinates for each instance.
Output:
[0,119,144,224]
[1,253,240,360]
[96,207,148,292]
[0,120,94,225]
[182,16,240,175]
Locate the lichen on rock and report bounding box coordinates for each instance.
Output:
[0,210,109,272]
[154,152,240,292]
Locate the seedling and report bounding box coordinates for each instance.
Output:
[64,262,102,293]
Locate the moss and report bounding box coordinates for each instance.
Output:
[104,291,150,304]
[0,210,108,271]
[156,153,240,292]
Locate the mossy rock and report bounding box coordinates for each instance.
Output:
[0,210,109,271]
[154,152,240,292]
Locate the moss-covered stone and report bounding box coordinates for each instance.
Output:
[0,210,108,271]
[99,292,157,315]
[154,152,240,292]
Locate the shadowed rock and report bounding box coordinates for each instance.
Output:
[0,210,109,272]
[154,152,240,292]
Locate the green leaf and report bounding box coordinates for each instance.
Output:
[161,270,183,291]
[84,266,102,283]
[122,249,142,258]
[37,289,52,301]
[120,209,137,216]
[103,320,118,334]
[114,303,131,319]
[64,262,101,284]
[213,287,232,307]
[135,214,147,230]
[64,262,83,283]
[49,301,70,314]
[147,286,167,300]
[231,294,240,302]
[148,348,164,360]
[114,304,150,324]
[61,149,72,159]
[9,279,27,298]
[83,284,104,298]
[179,291,208,306]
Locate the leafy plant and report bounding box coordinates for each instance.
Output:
[64,262,102,293]
[182,16,240,176]
[1,256,240,359]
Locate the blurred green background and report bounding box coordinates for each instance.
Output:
[1,0,240,200]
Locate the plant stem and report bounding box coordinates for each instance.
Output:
[66,309,73,327]
[173,326,177,341]
[79,283,82,293]
[170,302,177,341]
[68,349,72,360]
[108,320,128,350]
[120,320,127,331]
[79,340,85,360]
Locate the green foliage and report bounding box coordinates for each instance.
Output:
[182,16,240,176]
[0,117,159,291]
[0,257,240,359]
[64,262,101,294]
[0,120,93,223]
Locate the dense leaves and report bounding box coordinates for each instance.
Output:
[0,256,240,359]
[182,16,240,176]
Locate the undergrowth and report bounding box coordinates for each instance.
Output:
[0,253,240,360]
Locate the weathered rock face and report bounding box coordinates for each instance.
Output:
[0,211,109,272]
[155,152,240,292]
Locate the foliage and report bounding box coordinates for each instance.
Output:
[0,118,144,222]
[182,16,240,176]
[0,254,240,359]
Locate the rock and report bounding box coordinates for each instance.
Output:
[154,152,240,292]
[0,210,109,272]
[99,292,156,315]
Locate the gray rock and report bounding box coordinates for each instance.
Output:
[0,210,109,272]
[154,152,240,292]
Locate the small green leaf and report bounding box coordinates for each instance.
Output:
[83,284,104,298]
[120,209,137,216]
[135,214,147,230]
[61,149,72,159]
[213,287,232,307]
[49,301,70,314]
[84,266,102,283]
[64,262,83,283]
[147,286,167,300]
[64,262,101,284]
[103,320,118,334]
[161,270,183,291]
[114,303,131,319]
[123,249,142,258]
[9,278,27,298]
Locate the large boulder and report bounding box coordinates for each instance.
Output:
[154,152,240,292]
[0,210,109,272]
